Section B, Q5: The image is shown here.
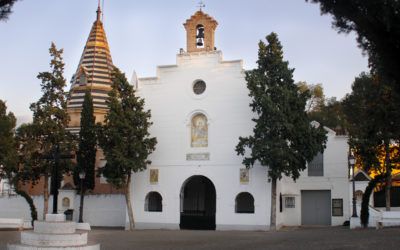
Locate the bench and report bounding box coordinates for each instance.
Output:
[0,218,24,230]
[376,211,400,229]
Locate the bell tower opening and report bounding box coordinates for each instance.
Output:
[184,10,218,53]
[196,24,205,48]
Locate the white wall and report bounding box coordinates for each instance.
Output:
[277,133,350,227]
[132,165,270,230]
[0,195,49,223]
[131,51,271,230]
[73,194,126,227]
[0,194,125,227]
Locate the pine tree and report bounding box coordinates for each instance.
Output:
[236,33,327,229]
[342,73,400,211]
[98,68,157,230]
[307,0,400,90]
[73,91,96,223]
[0,0,19,21]
[29,42,74,216]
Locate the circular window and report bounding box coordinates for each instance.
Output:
[193,80,206,95]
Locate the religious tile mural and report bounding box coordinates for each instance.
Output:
[150,169,159,184]
[191,113,208,147]
[240,168,249,184]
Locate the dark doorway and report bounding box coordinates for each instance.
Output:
[180,176,216,230]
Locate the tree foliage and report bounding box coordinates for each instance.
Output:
[0,99,17,179]
[0,0,20,21]
[73,91,96,191]
[15,123,42,183]
[28,42,75,214]
[343,73,400,210]
[236,33,327,228]
[29,42,74,173]
[309,97,347,135]
[236,33,327,180]
[98,67,157,229]
[298,82,347,135]
[307,0,400,89]
[0,100,38,225]
[343,73,400,169]
[297,82,324,113]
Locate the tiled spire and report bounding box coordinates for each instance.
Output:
[67,4,114,111]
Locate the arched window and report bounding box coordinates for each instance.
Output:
[235,192,255,213]
[196,24,205,48]
[145,192,162,212]
[191,114,208,147]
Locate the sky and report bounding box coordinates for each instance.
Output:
[0,0,369,125]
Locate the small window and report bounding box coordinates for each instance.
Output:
[235,192,255,213]
[145,192,162,212]
[308,152,323,176]
[332,199,343,216]
[79,74,87,85]
[285,197,295,208]
[193,80,206,95]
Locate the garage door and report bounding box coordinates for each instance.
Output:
[301,190,331,225]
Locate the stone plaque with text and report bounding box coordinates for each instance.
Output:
[186,153,210,161]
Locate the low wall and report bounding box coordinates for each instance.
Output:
[72,194,126,227]
[0,195,48,222]
[0,194,125,227]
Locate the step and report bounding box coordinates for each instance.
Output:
[21,231,87,247]
[8,243,100,250]
[34,221,76,234]
[45,214,66,222]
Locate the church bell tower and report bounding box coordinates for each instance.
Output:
[67,3,114,131]
[183,9,218,53]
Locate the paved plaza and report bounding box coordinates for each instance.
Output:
[1,226,399,250]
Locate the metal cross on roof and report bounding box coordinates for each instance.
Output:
[198,1,205,11]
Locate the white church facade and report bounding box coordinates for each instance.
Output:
[0,8,351,230]
[129,10,350,230]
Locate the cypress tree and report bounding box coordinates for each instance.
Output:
[29,42,74,215]
[73,91,96,222]
[236,33,327,229]
[98,67,157,230]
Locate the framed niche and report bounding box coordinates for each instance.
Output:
[191,113,208,148]
[150,169,159,184]
[240,168,249,184]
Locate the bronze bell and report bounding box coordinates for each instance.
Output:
[196,28,204,39]
[197,38,204,47]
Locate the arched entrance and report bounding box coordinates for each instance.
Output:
[180,175,216,230]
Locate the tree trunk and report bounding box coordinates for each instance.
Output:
[125,173,135,230]
[384,141,391,211]
[79,188,85,223]
[43,173,49,218]
[270,177,277,230]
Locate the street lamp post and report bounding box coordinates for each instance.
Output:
[78,171,86,223]
[349,154,357,217]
